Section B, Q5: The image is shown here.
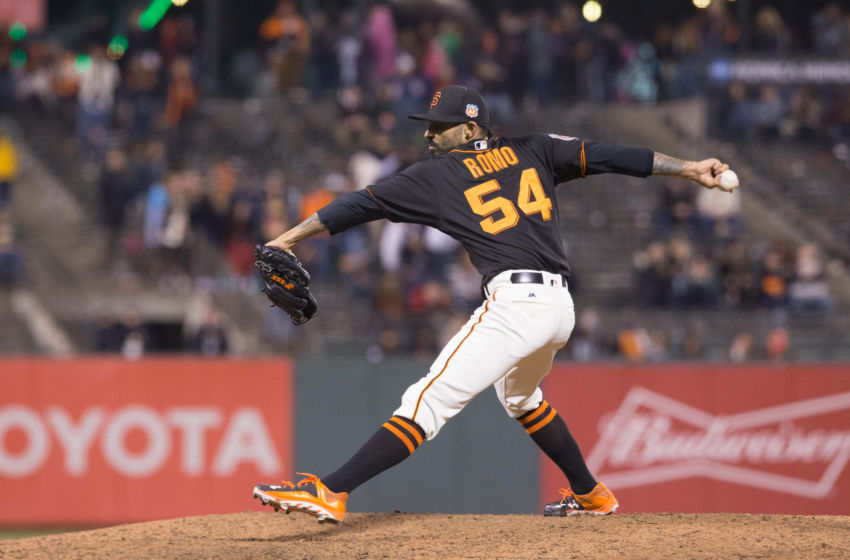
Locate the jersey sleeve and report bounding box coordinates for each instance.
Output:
[317,190,384,234]
[363,162,439,227]
[543,133,654,183]
[316,161,438,234]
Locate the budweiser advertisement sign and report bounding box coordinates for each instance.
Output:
[0,358,293,525]
[542,365,850,514]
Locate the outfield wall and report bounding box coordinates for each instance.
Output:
[1,358,848,525]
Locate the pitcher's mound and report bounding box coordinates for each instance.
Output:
[2,511,849,559]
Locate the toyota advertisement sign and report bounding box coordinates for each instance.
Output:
[0,358,293,525]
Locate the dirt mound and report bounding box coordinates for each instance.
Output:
[2,511,848,559]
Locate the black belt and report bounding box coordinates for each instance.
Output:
[510,272,568,287]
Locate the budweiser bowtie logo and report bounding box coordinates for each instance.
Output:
[586,387,850,498]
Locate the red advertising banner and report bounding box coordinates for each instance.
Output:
[542,364,850,515]
[0,358,293,525]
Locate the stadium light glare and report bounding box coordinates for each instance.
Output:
[9,21,26,41]
[582,0,602,23]
[693,0,711,8]
[172,0,190,5]
[106,34,129,60]
[74,53,93,74]
[10,49,26,68]
[139,0,173,31]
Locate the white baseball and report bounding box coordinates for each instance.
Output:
[718,169,739,191]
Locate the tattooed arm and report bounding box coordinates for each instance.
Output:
[266,213,328,251]
[653,152,731,190]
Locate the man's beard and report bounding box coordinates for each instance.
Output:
[426,142,450,157]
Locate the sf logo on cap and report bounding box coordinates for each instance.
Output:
[465,104,479,118]
[430,92,442,108]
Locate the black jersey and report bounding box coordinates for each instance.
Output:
[319,134,653,283]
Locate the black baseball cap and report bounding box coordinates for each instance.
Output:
[409,85,490,128]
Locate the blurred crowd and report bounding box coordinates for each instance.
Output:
[0,0,846,360]
[712,4,850,150]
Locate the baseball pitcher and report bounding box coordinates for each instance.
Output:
[253,85,737,522]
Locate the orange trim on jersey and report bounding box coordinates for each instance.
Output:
[383,422,416,454]
[412,300,492,421]
[518,401,550,425]
[390,417,423,446]
[365,187,393,221]
[580,142,587,177]
[449,148,487,154]
[526,408,557,435]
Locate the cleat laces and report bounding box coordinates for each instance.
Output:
[556,487,581,509]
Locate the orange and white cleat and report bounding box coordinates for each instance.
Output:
[543,482,619,516]
[253,473,348,523]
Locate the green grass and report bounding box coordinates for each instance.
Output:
[0,528,78,540]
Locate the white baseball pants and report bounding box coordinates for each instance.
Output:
[394,270,575,440]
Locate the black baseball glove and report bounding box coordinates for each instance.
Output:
[254,244,318,325]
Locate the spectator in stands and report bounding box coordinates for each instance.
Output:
[473,30,514,126]
[667,19,702,99]
[654,177,695,234]
[120,308,148,360]
[259,0,311,93]
[616,42,660,104]
[163,55,198,151]
[752,84,785,140]
[827,90,850,149]
[719,240,757,308]
[698,0,739,56]
[788,243,832,311]
[569,308,605,361]
[633,240,671,307]
[76,43,120,157]
[782,86,824,141]
[759,243,793,307]
[365,4,397,84]
[0,209,22,286]
[550,3,582,101]
[675,254,718,308]
[0,41,12,112]
[335,10,362,89]
[681,319,706,358]
[447,252,482,310]
[419,20,451,88]
[224,191,260,280]
[617,323,667,362]
[527,9,554,106]
[729,331,754,363]
[722,81,755,140]
[191,158,236,246]
[159,169,197,276]
[811,3,848,57]
[765,325,790,362]
[143,172,169,249]
[0,125,17,209]
[753,6,791,54]
[306,11,337,97]
[99,147,135,262]
[190,308,230,356]
[14,40,57,112]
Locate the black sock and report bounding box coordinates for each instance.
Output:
[517,401,597,495]
[322,416,426,494]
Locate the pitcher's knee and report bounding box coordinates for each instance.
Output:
[394,382,468,440]
[498,387,544,419]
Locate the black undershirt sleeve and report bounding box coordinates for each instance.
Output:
[583,141,654,177]
[317,190,384,234]
[546,133,654,183]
